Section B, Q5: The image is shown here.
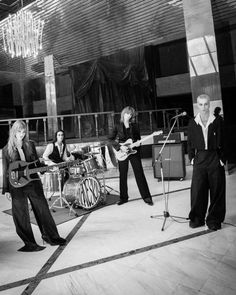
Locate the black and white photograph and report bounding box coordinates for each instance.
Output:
[0,0,236,294]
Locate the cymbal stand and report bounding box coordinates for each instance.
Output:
[151,117,187,231]
[49,170,78,217]
[96,145,120,196]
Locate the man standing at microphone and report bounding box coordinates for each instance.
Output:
[187,94,226,231]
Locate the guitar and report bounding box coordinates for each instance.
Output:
[113,131,163,161]
[9,159,82,188]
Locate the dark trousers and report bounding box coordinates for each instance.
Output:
[189,151,226,225]
[118,152,152,202]
[10,180,60,246]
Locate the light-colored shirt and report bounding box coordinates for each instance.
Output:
[42,142,73,165]
[17,147,26,161]
[194,113,215,150]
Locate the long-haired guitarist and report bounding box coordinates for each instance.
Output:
[108,106,153,206]
[1,120,66,252]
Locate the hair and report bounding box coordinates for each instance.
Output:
[7,120,28,159]
[53,129,66,144]
[214,106,221,116]
[120,106,136,123]
[197,94,210,102]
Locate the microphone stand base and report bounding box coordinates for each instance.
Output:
[150,211,187,231]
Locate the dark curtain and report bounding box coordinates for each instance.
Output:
[69,47,155,114]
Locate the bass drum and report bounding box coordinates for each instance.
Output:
[63,176,102,210]
[62,176,80,205]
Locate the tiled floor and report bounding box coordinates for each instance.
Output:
[0,158,236,295]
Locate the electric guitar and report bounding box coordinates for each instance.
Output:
[114,130,163,161]
[8,159,82,188]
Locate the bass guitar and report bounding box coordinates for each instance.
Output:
[9,159,82,188]
[113,130,163,161]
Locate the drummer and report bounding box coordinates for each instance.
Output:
[43,130,74,181]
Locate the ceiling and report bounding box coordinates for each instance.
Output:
[0,0,35,21]
[0,0,235,87]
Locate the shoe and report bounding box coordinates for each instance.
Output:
[117,200,128,205]
[145,200,154,206]
[189,220,205,228]
[144,198,153,206]
[207,223,221,231]
[18,244,46,252]
[43,236,67,246]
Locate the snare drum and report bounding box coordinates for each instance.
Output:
[83,157,100,174]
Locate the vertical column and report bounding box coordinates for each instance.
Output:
[183,0,223,115]
[44,55,58,139]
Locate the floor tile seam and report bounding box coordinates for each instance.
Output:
[44,229,212,280]
[0,229,220,293]
[19,214,91,295]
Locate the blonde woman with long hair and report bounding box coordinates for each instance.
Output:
[108,106,153,206]
[2,120,66,252]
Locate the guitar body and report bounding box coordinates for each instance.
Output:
[9,159,82,188]
[9,160,39,188]
[113,131,163,162]
[113,139,137,161]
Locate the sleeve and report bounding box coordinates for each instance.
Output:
[187,120,196,162]
[2,147,9,194]
[31,141,39,160]
[62,145,74,161]
[217,117,226,164]
[29,141,47,170]
[107,125,121,151]
[133,123,141,141]
[42,143,53,161]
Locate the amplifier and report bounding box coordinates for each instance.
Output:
[153,132,181,144]
[152,143,186,180]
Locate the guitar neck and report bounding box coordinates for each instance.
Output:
[29,159,80,174]
[130,133,154,148]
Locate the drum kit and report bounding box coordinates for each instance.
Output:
[41,144,109,213]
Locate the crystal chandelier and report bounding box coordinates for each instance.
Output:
[1,7,44,58]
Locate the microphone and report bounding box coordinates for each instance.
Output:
[171,111,187,119]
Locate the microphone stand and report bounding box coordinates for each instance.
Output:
[151,117,187,231]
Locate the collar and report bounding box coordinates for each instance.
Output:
[194,113,215,127]
[55,142,64,148]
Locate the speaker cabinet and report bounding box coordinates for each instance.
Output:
[152,143,186,180]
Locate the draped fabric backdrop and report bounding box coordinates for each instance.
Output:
[69,47,155,114]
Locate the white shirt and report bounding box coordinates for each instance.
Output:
[194,113,215,150]
[17,146,26,161]
[43,142,73,165]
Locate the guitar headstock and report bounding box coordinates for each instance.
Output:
[153,130,163,137]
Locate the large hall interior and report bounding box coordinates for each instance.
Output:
[0,1,236,294]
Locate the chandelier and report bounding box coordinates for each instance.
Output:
[1,7,44,58]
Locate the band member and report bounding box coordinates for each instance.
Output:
[188,94,226,231]
[43,129,74,183]
[2,121,66,252]
[43,129,73,165]
[108,106,153,206]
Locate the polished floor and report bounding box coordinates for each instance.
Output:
[0,157,236,295]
